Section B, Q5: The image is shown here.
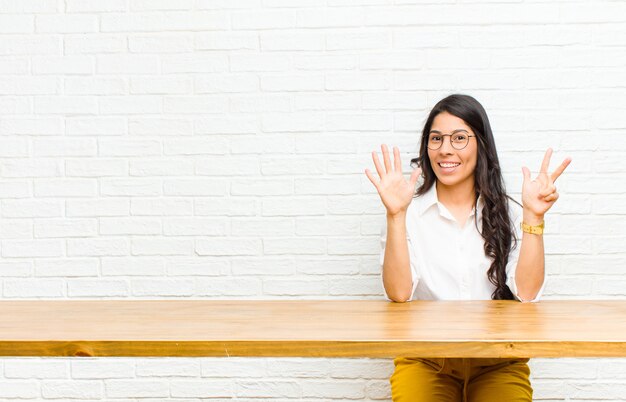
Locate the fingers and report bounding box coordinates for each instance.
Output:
[539,148,553,173]
[393,146,402,172]
[551,157,572,183]
[381,144,392,173]
[543,191,559,203]
[522,166,531,182]
[539,183,557,198]
[371,150,384,178]
[364,168,380,191]
[409,167,422,187]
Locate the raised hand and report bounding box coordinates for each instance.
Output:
[365,144,421,217]
[522,148,571,220]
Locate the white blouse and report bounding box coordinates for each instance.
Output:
[379,184,545,302]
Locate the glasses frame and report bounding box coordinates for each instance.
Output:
[427,133,476,151]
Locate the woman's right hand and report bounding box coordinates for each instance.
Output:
[365,144,421,217]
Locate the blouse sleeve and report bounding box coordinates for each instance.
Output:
[505,202,547,303]
[379,218,420,302]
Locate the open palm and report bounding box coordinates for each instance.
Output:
[365,144,421,217]
[522,148,571,219]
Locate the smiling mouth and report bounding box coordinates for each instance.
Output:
[438,162,460,168]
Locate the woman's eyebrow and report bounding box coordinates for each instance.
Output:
[429,129,469,134]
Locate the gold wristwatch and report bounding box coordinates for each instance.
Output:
[521,221,544,235]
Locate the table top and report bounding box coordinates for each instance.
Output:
[1,299,625,358]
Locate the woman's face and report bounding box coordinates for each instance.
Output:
[426,111,478,190]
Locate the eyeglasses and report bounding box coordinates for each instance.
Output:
[427,132,476,150]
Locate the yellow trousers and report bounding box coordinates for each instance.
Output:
[390,357,533,402]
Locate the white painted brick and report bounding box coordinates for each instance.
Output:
[136,359,200,376]
[231,134,295,154]
[294,54,356,71]
[130,75,192,94]
[263,279,327,296]
[232,10,295,30]
[164,95,228,114]
[201,358,266,377]
[32,56,94,74]
[0,262,32,277]
[163,178,228,196]
[101,11,230,32]
[261,112,324,133]
[129,34,193,53]
[100,217,162,235]
[3,279,64,297]
[0,76,58,95]
[71,360,134,379]
[34,138,96,157]
[195,32,258,50]
[36,14,98,33]
[104,380,169,397]
[261,74,324,91]
[163,218,226,236]
[2,199,61,217]
[131,198,193,216]
[195,238,261,256]
[41,380,104,398]
[34,179,97,197]
[0,35,60,55]
[129,117,192,135]
[64,77,126,95]
[34,219,97,238]
[296,217,360,236]
[295,178,360,195]
[102,257,166,276]
[327,196,381,215]
[162,53,228,73]
[295,134,358,154]
[0,15,33,33]
[130,158,194,176]
[67,279,129,297]
[297,7,364,28]
[66,117,127,136]
[295,93,360,111]
[543,276,593,297]
[66,159,128,177]
[231,218,293,237]
[230,53,291,72]
[194,116,257,135]
[171,380,234,397]
[64,34,128,54]
[327,113,392,131]
[267,359,330,378]
[329,277,381,295]
[34,96,98,114]
[0,218,32,239]
[263,238,326,255]
[164,137,228,155]
[195,277,262,296]
[195,74,259,94]
[98,139,161,157]
[66,198,129,217]
[67,238,129,257]
[196,156,260,176]
[1,159,62,177]
[231,258,295,276]
[195,198,257,217]
[166,257,229,276]
[302,380,365,398]
[0,96,31,113]
[66,0,127,12]
[330,359,391,379]
[0,381,40,398]
[131,0,193,11]
[261,31,324,51]
[0,0,58,13]
[260,157,323,175]
[296,257,360,276]
[261,197,326,216]
[235,380,300,398]
[35,258,98,277]
[97,54,160,74]
[230,94,291,113]
[2,239,64,257]
[4,360,67,379]
[0,117,61,135]
[99,95,162,114]
[326,72,391,91]
[231,179,293,196]
[328,237,379,255]
[131,237,193,256]
[131,278,195,296]
[326,30,390,50]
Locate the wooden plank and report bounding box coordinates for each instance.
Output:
[0,300,624,357]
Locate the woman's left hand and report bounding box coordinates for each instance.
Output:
[522,148,572,221]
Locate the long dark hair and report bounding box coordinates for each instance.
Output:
[410,94,519,300]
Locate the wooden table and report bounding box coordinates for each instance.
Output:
[1,300,624,358]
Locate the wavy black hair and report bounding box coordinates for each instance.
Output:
[410,94,519,300]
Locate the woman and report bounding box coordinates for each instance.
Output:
[365,94,571,401]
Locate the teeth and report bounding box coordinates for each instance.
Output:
[439,163,460,168]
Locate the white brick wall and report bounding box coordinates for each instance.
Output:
[0,0,625,400]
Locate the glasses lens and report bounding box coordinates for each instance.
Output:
[451,134,469,150]
[428,136,441,150]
